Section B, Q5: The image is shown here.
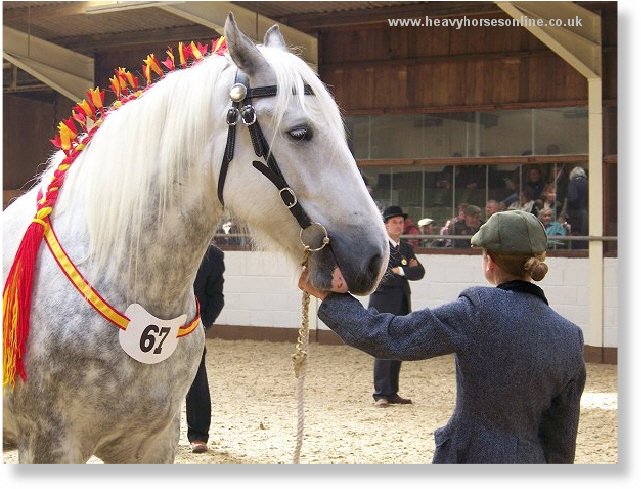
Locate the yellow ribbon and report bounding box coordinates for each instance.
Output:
[42,220,200,335]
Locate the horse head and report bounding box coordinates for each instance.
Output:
[220,14,388,294]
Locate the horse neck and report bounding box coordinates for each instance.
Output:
[125,197,222,317]
[55,60,231,318]
[56,172,223,320]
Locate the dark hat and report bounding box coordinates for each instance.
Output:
[471,210,547,254]
[382,205,408,222]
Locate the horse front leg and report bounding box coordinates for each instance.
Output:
[15,426,92,464]
[97,412,181,464]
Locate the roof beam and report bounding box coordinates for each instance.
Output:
[84,1,183,14]
[3,26,93,101]
[55,25,220,52]
[2,1,91,21]
[495,1,601,78]
[496,2,604,351]
[157,1,318,67]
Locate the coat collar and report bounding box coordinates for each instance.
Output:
[496,280,548,305]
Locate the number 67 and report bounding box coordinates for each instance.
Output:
[139,324,171,354]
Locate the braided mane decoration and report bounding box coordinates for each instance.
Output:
[2,37,227,389]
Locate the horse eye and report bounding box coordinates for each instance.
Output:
[288,126,313,142]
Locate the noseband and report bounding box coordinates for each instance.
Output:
[217,71,329,252]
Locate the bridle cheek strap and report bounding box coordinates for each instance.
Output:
[217,70,319,241]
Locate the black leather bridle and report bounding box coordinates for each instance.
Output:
[217,70,329,251]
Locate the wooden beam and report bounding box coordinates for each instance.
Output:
[84,1,182,14]
[158,1,318,66]
[2,1,91,21]
[54,25,221,53]
[3,26,93,101]
[496,1,605,353]
[495,1,601,78]
[3,83,52,93]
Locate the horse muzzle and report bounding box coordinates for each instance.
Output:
[306,231,387,296]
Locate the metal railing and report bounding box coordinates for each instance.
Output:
[211,233,617,253]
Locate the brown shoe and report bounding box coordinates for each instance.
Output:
[388,395,412,404]
[373,398,389,408]
[190,440,208,453]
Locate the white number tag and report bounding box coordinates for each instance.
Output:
[119,304,186,364]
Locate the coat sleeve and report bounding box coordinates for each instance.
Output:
[196,247,225,328]
[540,328,587,463]
[318,291,476,360]
[402,243,426,281]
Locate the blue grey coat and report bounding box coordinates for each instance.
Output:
[318,282,586,464]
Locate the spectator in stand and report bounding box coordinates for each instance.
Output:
[418,218,436,248]
[485,199,503,220]
[452,204,483,248]
[500,165,523,209]
[538,208,569,248]
[566,166,589,249]
[539,183,563,216]
[510,187,540,217]
[403,216,421,248]
[439,203,468,248]
[524,166,546,201]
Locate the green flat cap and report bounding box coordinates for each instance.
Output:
[471,210,547,254]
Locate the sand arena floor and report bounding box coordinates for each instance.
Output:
[3,337,617,464]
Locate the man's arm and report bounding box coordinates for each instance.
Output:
[402,244,425,281]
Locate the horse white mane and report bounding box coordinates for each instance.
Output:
[47,44,346,278]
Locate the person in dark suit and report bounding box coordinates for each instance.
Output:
[186,244,225,453]
[370,205,425,407]
[299,210,586,463]
[566,166,589,249]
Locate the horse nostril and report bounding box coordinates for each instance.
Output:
[367,252,384,277]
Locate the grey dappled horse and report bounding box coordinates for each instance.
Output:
[2,14,387,463]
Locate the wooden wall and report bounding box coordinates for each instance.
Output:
[93,38,217,106]
[3,4,617,198]
[318,9,616,114]
[2,93,74,207]
[2,38,217,206]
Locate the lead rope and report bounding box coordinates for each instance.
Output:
[292,247,311,464]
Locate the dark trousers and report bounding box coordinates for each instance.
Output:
[186,346,211,443]
[373,359,402,400]
[372,294,409,400]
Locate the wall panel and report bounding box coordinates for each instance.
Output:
[318,11,604,113]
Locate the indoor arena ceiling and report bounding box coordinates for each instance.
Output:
[2,0,438,95]
[3,1,603,97]
[3,1,504,57]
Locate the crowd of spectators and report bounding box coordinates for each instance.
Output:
[398,164,588,250]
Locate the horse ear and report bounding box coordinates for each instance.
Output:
[224,12,268,76]
[263,24,286,50]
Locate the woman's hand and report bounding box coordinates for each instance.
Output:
[298,267,348,300]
